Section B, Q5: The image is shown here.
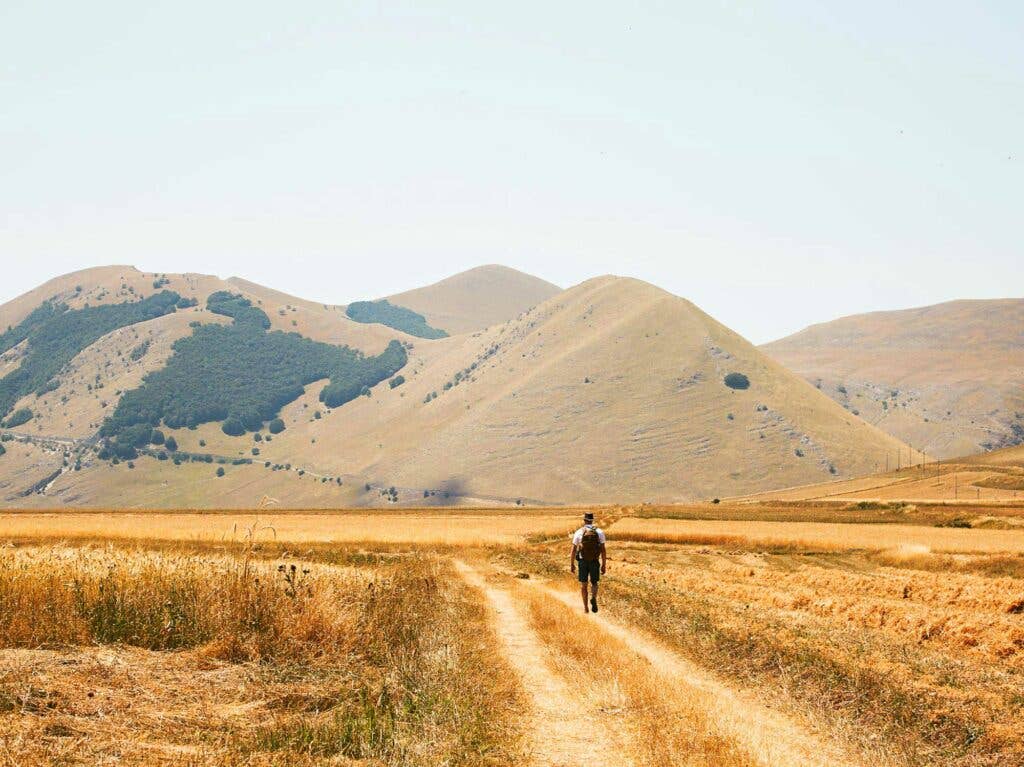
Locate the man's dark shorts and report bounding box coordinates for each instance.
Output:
[577,557,600,584]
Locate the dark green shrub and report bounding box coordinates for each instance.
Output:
[164,436,177,452]
[723,372,750,390]
[129,341,150,361]
[268,418,285,434]
[389,375,405,389]
[216,467,225,477]
[150,429,165,445]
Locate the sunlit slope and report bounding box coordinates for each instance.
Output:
[0,267,406,441]
[0,266,420,505]
[2,268,918,507]
[763,298,1024,459]
[383,264,561,335]
[226,276,409,352]
[742,442,1024,505]
[252,276,916,504]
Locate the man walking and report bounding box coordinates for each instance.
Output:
[570,512,606,613]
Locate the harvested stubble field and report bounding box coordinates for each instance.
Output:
[2,504,1023,766]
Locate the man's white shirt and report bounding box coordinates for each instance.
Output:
[572,525,606,546]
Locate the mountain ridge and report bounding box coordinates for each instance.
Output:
[0,265,921,507]
[763,297,1024,459]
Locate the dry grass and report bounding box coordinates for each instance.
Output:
[5,506,1024,766]
[609,516,1024,553]
[0,542,525,766]
[243,557,525,766]
[867,549,1024,579]
[506,541,1024,767]
[635,499,1024,526]
[0,545,358,660]
[522,584,758,767]
[0,510,579,546]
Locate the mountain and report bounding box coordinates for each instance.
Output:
[381,264,561,335]
[0,266,917,508]
[763,299,1024,459]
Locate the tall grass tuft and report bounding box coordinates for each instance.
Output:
[0,545,357,660]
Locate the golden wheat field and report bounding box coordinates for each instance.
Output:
[2,504,1023,767]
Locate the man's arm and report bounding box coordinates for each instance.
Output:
[600,543,607,574]
[570,543,578,572]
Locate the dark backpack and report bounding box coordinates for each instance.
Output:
[579,526,602,562]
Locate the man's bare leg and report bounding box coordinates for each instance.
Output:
[581,582,590,612]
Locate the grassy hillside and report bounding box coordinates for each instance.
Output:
[2,267,921,507]
[101,292,407,450]
[142,276,916,507]
[763,298,1024,459]
[0,291,183,420]
[383,264,561,335]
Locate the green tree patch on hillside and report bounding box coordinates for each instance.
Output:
[2,408,33,428]
[345,299,448,339]
[0,291,182,419]
[129,340,151,361]
[0,300,65,356]
[101,293,407,446]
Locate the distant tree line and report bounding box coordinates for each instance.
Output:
[345,299,448,339]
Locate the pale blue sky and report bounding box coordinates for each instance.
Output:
[2,2,1020,343]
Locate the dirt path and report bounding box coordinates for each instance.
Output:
[453,560,632,767]
[537,582,865,767]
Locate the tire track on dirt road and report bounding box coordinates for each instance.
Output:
[536,581,868,767]
[453,559,634,767]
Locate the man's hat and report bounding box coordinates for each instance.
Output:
[583,512,594,523]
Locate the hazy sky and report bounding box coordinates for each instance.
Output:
[2,2,1020,343]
